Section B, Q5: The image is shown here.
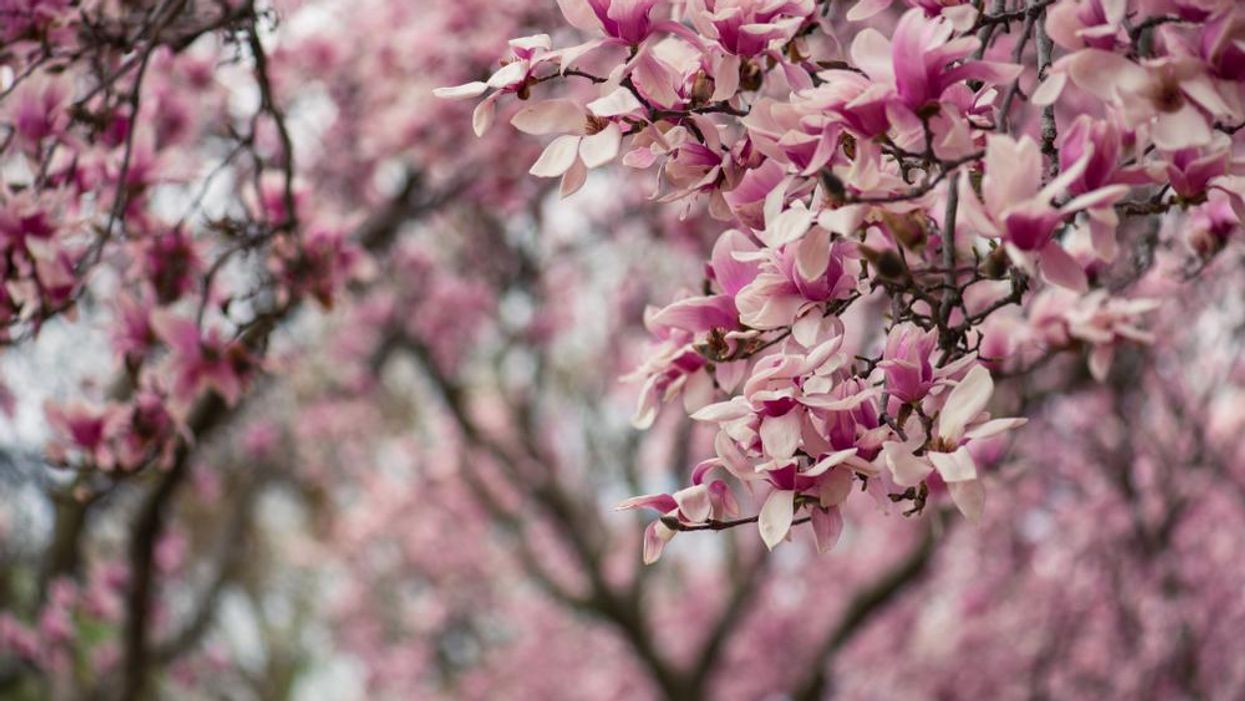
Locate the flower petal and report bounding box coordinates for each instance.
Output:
[530,135,582,177]
[579,122,622,168]
[512,99,586,135]
[810,506,844,553]
[433,81,488,99]
[937,365,993,444]
[948,478,985,522]
[758,489,795,550]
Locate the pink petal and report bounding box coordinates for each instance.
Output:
[1038,241,1089,293]
[617,493,678,513]
[818,465,855,507]
[556,0,601,33]
[711,230,760,296]
[651,294,737,332]
[560,156,589,197]
[795,226,831,282]
[711,53,741,102]
[948,479,985,522]
[810,506,844,553]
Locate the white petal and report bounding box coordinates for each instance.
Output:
[511,99,587,135]
[937,365,993,444]
[674,485,712,523]
[587,87,643,117]
[486,60,529,89]
[643,521,675,564]
[805,448,858,477]
[758,489,795,550]
[884,442,931,487]
[761,202,814,248]
[433,81,488,99]
[472,97,496,137]
[530,135,582,177]
[760,411,802,460]
[692,398,751,423]
[964,417,1027,440]
[929,446,978,483]
[578,122,621,169]
[509,34,552,52]
[682,370,715,414]
[1030,71,1067,106]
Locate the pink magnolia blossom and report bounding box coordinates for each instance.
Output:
[958,134,1129,291]
[509,92,637,196]
[152,313,256,408]
[849,9,1021,117]
[883,364,1025,521]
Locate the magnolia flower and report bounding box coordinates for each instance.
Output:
[684,0,815,57]
[1057,115,1149,261]
[647,229,759,335]
[45,400,116,469]
[509,90,642,196]
[1162,139,1236,201]
[432,35,560,136]
[849,9,1021,115]
[111,294,158,364]
[1187,191,1241,258]
[624,301,748,429]
[879,323,939,403]
[1045,0,1128,51]
[557,0,707,45]
[1034,52,1239,150]
[617,481,739,562]
[1028,288,1160,381]
[691,336,877,470]
[883,365,1025,521]
[109,391,177,470]
[152,313,256,408]
[5,75,70,154]
[958,134,1130,291]
[732,210,861,331]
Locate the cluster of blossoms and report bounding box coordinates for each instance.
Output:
[444,0,1245,559]
[0,3,373,474]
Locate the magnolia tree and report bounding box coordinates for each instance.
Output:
[1,0,1243,699]
[435,0,1245,557]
